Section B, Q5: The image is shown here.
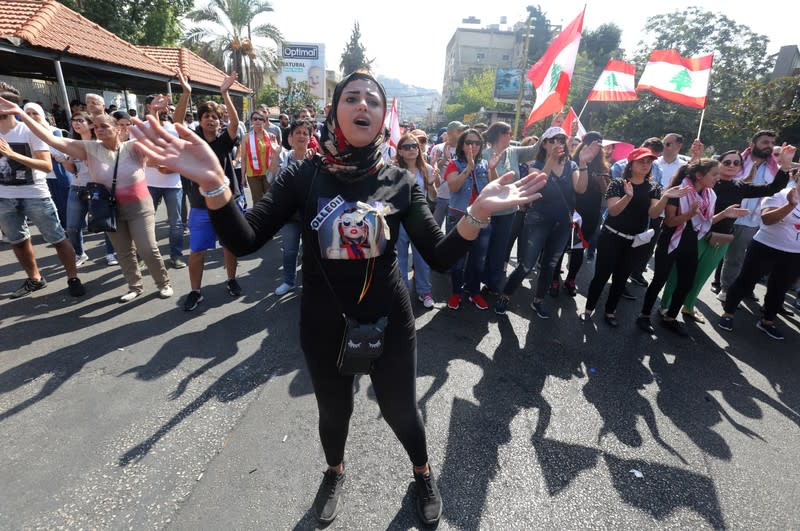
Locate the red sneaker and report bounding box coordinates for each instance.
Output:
[447,293,461,310]
[468,294,489,310]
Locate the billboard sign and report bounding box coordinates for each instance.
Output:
[493,68,533,103]
[279,42,326,108]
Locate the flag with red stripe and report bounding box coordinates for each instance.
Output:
[636,50,714,109]
[587,59,637,102]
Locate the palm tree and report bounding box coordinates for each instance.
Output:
[184,0,283,94]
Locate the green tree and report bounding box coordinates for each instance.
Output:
[717,74,800,145]
[340,22,374,75]
[61,0,192,45]
[184,0,283,94]
[444,69,504,122]
[278,78,317,117]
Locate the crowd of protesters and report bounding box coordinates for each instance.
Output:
[2,69,799,526]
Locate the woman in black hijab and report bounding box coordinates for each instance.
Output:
[129,70,545,526]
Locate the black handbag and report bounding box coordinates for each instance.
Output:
[86,147,121,233]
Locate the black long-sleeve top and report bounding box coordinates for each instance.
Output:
[711,170,790,234]
[209,158,472,322]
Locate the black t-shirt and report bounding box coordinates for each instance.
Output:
[604,178,662,235]
[209,160,472,324]
[710,170,790,234]
[530,159,579,221]
[185,128,240,209]
[575,170,607,236]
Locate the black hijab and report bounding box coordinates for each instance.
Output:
[319,70,387,182]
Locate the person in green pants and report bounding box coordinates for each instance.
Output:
[660,147,794,322]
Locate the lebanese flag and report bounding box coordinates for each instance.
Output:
[562,107,586,138]
[587,59,637,101]
[524,8,585,129]
[637,50,714,109]
[384,97,401,149]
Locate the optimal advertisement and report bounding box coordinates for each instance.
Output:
[279,42,326,108]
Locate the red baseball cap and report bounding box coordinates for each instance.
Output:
[627,147,658,162]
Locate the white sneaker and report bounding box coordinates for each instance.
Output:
[717,290,726,302]
[158,285,174,298]
[106,253,119,266]
[418,293,435,308]
[75,253,89,267]
[275,282,295,296]
[119,290,141,303]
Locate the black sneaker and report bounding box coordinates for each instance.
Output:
[10,277,47,299]
[226,278,242,297]
[313,469,345,524]
[67,277,86,297]
[413,467,442,526]
[756,320,784,340]
[183,290,203,311]
[710,282,721,294]
[630,272,648,287]
[636,316,655,334]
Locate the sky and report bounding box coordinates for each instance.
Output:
[263,0,796,92]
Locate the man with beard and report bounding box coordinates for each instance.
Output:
[718,130,779,302]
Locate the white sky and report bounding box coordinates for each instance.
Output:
[264,0,796,91]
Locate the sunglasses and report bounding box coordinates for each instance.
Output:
[547,136,567,144]
[664,142,681,147]
[251,116,265,122]
[721,159,742,167]
[400,143,419,151]
[464,140,482,146]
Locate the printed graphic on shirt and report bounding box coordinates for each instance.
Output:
[312,195,389,259]
[0,143,35,186]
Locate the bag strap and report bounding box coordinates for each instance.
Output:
[109,144,121,205]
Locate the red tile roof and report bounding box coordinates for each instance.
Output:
[138,46,251,94]
[0,0,173,76]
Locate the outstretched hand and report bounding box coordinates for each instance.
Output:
[221,72,238,93]
[471,170,548,220]
[176,69,191,93]
[778,143,797,169]
[663,184,692,199]
[0,96,22,116]
[129,116,223,187]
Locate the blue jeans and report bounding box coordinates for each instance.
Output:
[433,196,449,229]
[280,221,302,285]
[503,212,571,300]
[483,212,515,292]
[148,186,184,259]
[448,213,491,294]
[397,225,432,295]
[47,173,71,229]
[0,197,66,244]
[66,186,114,256]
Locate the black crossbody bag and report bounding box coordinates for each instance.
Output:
[86,147,121,233]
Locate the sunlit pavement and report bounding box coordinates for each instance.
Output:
[1,206,798,529]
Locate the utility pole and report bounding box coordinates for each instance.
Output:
[512,8,534,139]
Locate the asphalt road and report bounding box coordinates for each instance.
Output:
[1,206,798,530]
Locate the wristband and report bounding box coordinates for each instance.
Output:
[199,177,230,197]
[465,206,490,229]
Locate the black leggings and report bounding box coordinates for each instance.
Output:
[585,228,646,314]
[641,226,698,318]
[724,239,800,321]
[301,292,428,468]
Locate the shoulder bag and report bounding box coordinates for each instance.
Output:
[86,146,121,233]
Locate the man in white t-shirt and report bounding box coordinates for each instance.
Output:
[144,94,186,269]
[654,133,690,188]
[0,82,85,298]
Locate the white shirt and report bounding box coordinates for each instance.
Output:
[143,122,181,188]
[430,143,456,200]
[0,120,50,199]
[654,155,689,188]
[753,188,800,253]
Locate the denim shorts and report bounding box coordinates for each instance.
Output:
[0,197,67,244]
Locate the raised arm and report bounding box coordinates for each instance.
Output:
[220,72,240,141]
[0,97,86,161]
[173,69,192,130]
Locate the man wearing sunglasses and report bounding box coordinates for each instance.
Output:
[654,134,690,189]
[719,130,781,301]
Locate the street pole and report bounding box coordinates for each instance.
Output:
[512,12,533,140]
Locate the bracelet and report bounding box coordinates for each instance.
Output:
[465,206,490,229]
[199,177,230,198]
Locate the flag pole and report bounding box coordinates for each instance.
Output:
[696,107,706,139]
[576,99,589,121]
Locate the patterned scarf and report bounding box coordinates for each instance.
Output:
[668,177,716,253]
[319,71,387,183]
